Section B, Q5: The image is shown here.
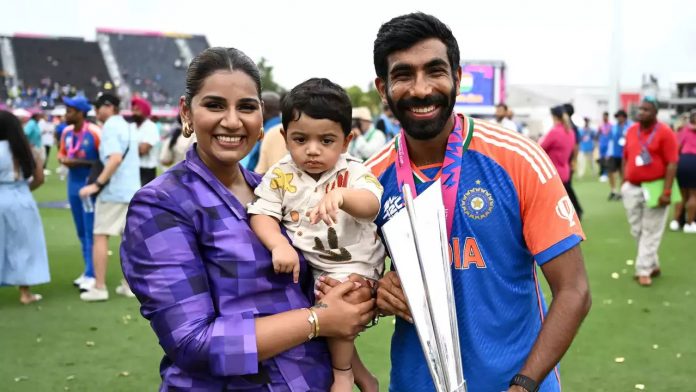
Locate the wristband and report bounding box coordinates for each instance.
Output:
[95,180,106,189]
[509,374,539,392]
[662,188,672,196]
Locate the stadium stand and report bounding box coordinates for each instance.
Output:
[100,30,194,106]
[10,35,113,107]
[187,35,210,58]
[0,53,6,101]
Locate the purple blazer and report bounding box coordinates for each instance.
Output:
[121,146,331,391]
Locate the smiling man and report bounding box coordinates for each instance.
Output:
[366,12,592,392]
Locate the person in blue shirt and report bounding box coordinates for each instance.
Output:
[605,110,630,200]
[57,96,102,290]
[24,113,43,150]
[79,93,141,302]
[320,12,591,392]
[577,117,596,178]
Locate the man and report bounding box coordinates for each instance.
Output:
[606,110,630,200]
[349,106,386,161]
[79,93,140,301]
[597,111,612,181]
[366,13,590,392]
[254,91,285,173]
[57,96,102,290]
[131,97,159,186]
[620,98,678,286]
[375,103,401,140]
[577,117,596,178]
[39,112,55,172]
[494,102,518,131]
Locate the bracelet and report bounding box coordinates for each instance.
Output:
[309,307,320,337]
[305,308,318,340]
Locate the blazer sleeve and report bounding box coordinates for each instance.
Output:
[120,187,260,376]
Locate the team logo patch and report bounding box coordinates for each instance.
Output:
[461,181,494,220]
[555,196,576,227]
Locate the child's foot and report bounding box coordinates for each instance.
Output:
[355,372,379,392]
[330,367,354,392]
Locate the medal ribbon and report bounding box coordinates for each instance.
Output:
[394,114,472,236]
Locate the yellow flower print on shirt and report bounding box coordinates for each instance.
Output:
[270,167,297,193]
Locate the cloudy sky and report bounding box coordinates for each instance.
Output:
[4,0,695,91]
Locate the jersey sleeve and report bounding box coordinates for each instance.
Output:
[518,148,585,265]
[246,163,286,220]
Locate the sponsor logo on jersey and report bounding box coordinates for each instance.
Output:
[555,196,576,227]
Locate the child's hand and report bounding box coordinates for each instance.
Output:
[309,188,344,226]
[271,243,301,283]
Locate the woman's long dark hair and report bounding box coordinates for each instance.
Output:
[0,110,36,179]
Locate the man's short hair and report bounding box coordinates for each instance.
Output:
[373,12,460,82]
[281,78,352,137]
[496,103,508,111]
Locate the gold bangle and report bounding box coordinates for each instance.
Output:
[309,307,320,338]
[305,308,317,340]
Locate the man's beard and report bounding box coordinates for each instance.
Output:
[386,85,457,141]
[132,114,144,125]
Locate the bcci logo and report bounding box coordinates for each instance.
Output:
[555,196,576,227]
[461,184,494,220]
[382,195,403,221]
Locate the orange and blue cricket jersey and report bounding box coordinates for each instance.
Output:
[367,114,585,392]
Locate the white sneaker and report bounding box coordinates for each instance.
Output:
[684,222,696,234]
[43,169,51,175]
[115,283,136,298]
[80,287,109,302]
[73,274,86,287]
[78,277,96,292]
[599,175,608,183]
[669,220,680,232]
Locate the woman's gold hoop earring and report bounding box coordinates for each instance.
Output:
[183,123,194,138]
[258,126,265,141]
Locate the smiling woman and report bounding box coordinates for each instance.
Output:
[119,47,376,391]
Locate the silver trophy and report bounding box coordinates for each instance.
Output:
[382,181,466,392]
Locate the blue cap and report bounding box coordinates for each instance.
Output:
[62,96,92,114]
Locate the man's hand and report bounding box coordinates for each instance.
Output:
[271,243,300,283]
[658,193,671,207]
[79,184,100,199]
[309,188,344,226]
[376,271,412,323]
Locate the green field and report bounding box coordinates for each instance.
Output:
[1,152,694,391]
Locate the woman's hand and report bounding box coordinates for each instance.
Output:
[315,274,373,305]
[313,281,375,339]
[309,188,344,225]
[271,243,301,283]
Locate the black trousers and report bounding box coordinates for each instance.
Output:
[140,167,157,187]
[563,181,583,221]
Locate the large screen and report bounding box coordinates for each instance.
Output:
[456,64,495,106]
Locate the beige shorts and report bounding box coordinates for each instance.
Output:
[93,200,129,236]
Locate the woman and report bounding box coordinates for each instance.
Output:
[121,47,375,391]
[0,110,50,304]
[671,112,696,233]
[159,116,196,167]
[540,105,582,219]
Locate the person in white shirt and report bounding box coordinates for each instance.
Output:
[495,102,518,131]
[131,97,160,186]
[39,113,55,171]
[349,106,387,161]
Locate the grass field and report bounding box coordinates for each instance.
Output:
[1,151,694,391]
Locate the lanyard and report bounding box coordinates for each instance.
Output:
[639,124,658,149]
[394,114,472,237]
[66,122,88,158]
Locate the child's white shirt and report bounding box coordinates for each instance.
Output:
[248,153,385,280]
